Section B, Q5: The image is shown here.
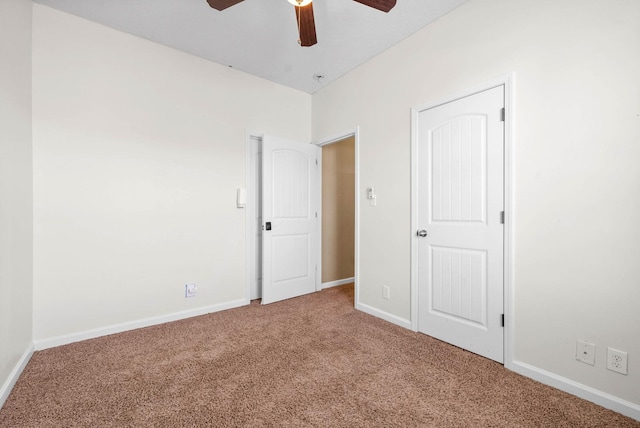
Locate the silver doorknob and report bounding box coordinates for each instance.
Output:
[417,230,428,237]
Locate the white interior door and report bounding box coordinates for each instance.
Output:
[416,86,505,362]
[262,135,320,305]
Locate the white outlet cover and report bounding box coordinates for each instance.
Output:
[607,347,628,375]
[576,340,596,366]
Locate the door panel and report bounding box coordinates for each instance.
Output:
[262,135,320,305]
[431,115,487,223]
[417,86,504,363]
[273,235,310,281]
[430,246,487,325]
[272,150,311,218]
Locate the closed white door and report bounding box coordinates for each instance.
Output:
[416,86,505,362]
[262,135,320,305]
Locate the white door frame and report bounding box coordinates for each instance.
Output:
[410,74,514,368]
[314,127,360,306]
[245,133,263,302]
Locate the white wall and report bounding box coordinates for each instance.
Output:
[313,0,640,412]
[0,0,34,405]
[32,5,311,343]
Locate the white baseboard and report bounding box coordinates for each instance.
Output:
[322,277,355,289]
[511,360,640,422]
[34,298,249,351]
[356,302,412,330]
[0,344,34,409]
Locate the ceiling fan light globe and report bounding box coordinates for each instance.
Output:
[288,0,312,6]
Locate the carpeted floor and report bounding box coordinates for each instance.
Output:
[1,284,638,427]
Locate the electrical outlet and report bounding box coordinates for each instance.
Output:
[185,283,197,298]
[576,340,595,366]
[607,348,628,375]
[382,286,390,300]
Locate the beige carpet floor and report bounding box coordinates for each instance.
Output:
[1,284,638,427]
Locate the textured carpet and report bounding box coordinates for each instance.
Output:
[1,284,637,427]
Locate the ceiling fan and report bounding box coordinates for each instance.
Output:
[206,0,397,47]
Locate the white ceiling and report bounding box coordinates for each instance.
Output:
[34,0,468,94]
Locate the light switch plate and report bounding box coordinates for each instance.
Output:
[185,283,197,298]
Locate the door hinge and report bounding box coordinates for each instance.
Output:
[501,314,505,327]
[315,158,318,166]
[500,107,505,122]
[500,211,505,224]
[315,212,318,218]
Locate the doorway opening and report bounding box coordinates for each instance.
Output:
[316,129,360,304]
[319,136,355,288]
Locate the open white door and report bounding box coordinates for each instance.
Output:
[262,135,320,305]
[416,86,505,363]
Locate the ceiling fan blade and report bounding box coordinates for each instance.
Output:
[353,0,396,13]
[206,0,245,11]
[295,4,318,47]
